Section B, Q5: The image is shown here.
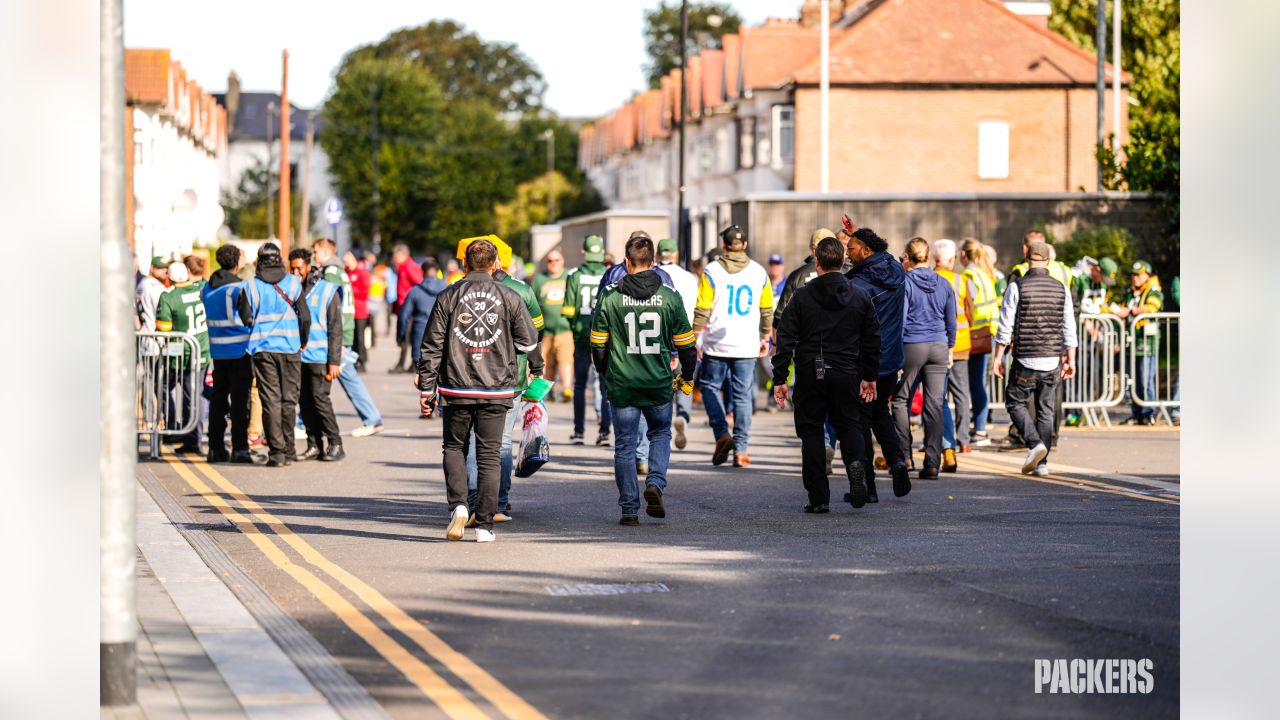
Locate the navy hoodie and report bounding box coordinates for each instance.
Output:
[846,251,907,376]
[900,267,956,347]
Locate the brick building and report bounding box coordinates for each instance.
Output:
[578,0,1128,256]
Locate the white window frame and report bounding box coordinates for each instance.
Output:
[771,104,795,167]
[978,120,1010,180]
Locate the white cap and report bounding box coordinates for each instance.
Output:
[168,262,190,283]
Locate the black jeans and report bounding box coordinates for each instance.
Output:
[857,373,905,471]
[353,317,370,364]
[252,352,301,463]
[1005,360,1061,461]
[209,354,252,454]
[573,345,610,434]
[443,404,508,530]
[892,342,949,470]
[299,363,341,446]
[793,371,868,506]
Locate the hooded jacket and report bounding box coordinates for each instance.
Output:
[207,268,240,290]
[846,251,907,377]
[589,269,698,407]
[901,267,956,347]
[771,270,881,386]
[398,275,449,343]
[775,255,816,327]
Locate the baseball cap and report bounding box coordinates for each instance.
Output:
[720,225,745,246]
[656,237,678,254]
[1099,257,1119,276]
[768,253,784,265]
[1130,260,1152,275]
[151,256,168,269]
[167,262,190,283]
[583,234,605,262]
[1026,240,1052,261]
[456,234,513,270]
[809,228,836,249]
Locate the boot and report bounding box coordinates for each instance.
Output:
[322,441,346,461]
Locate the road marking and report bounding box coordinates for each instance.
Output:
[162,456,492,720]
[176,454,548,720]
[956,455,1179,505]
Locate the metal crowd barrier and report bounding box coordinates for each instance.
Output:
[1063,313,1128,427]
[136,331,202,459]
[1127,312,1181,426]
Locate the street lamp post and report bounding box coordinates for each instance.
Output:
[677,0,689,268]
[1095,0,1107,191]
[543,128,555,222]
[266,102,276,239]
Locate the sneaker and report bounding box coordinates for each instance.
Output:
[322,443,346,461]
[673,417,687,450]
[825,446,835,476]
[446,505,468,541]
[494,512,512,523]
[352,423,384,438]
[619,515,640,526]
[712,434,734,465]
[1021,443,1049,474]
[1032,464,1050,477]
[476,529,495,543]
[294,426,308,441]
[637,462,649,476]
[972,436,992,447]
[570,431,585,445]
[301,440,323,461]
[847,460,869,509]
[975,430,990,440]
[733,453,751,468]
[266,457,291,468]
[643,484,666,518]
[942,448,958,473]
[891,463,912,498]
[465,514,477,528]
[595,430,611,447]
[958,444,974,454]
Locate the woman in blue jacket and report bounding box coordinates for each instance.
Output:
[398,258,448,366]
[891,238,956,479]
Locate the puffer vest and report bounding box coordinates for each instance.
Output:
[1012,268,1066,359]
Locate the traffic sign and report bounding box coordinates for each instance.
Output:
[324,197,344,226]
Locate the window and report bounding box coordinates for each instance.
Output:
[772,105,794,166]
[737,117,756,169]
[978,120,1010,179]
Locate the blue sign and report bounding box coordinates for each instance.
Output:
[324,197,344,226]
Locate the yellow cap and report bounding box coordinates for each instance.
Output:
[456,234,512,270]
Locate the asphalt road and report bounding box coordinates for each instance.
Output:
[147,337,1179,720]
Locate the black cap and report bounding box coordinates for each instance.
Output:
[257,242,281,259]
[720,224,745,246]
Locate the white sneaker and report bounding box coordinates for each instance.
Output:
[673,417,687,450]
[446,505,468,541]
[494,512,512,523]
[351,423,384,438]
[972,437,992,447]
[1032,464,1049,477]
[475,529,495,543]
[293,426,307,440]
[1022,443,1049,474]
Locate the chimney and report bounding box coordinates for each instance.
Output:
[225,70,240,135]
[1003,1,1051,29]
[800,0,845,28]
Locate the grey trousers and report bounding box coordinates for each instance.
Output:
[892,342,949,470]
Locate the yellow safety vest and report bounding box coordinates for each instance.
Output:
[962,266,999,332]
[936,268,971,355]
[1011,261,1072,290]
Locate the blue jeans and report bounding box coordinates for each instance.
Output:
[336,347,382,426]
[613,403,673,516]
[1132,355,1157,419]
[468,403,520,511]
[574,346,610,434]
[699,356,756,454]
[968,354,990,433]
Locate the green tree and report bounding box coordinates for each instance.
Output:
[353,20,546,112]
[494,171,578,254]
[643,2,743,88]
[221,157,313,240]
[1056,224,1137,271]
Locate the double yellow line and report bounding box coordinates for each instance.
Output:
[956,454,1179,506]
[163,454,546,720]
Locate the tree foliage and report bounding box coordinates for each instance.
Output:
[643,1,743,88]
[220,157,313,240]
[353,20,546,112]
[1056,224,1137,272]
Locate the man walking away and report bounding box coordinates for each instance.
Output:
[992,240,1077,476]
[346,249,373,371]
[561,236,609,444]
[399,258,449,370]
[775,229,833,326]
[1109,260,1164,425]
[314,239,385,437]
[591,234,697,525]
[238,243,310,467]
[289,249,345,461]
[155,261,209,454]
[934,239,973,471]
[845,227,911,499]
[418,240,542,543]
[203,245,254,463]
[390,243,424,373]
[773,238,881,512]
[656,238,699,450]
[693,225,774,467]
[534,250,573,401]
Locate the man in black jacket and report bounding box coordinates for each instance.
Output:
[772,237,881,513]
[289,248,346,462]
[417,239,543,543]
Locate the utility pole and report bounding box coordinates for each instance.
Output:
[820,0,830,193]
[677,0,689,268]
[279,49,292,253]
[266,102,275,239]
[1112,0,1122,150]
[370,84,381,255]
[1095,0,1106,191]
[101,0,137,706]
[543,128,555,222]
[299,110,314,246]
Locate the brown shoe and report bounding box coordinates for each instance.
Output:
[959,444,974,454]
[942,448,958,473]
[733,453,751,468]
[919,466,940,480]
[712,434,734,465]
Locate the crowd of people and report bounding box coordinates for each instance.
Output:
[136,219,1174,541]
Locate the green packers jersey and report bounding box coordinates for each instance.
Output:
[155,280,210,365]
[499,272,545,392]
[322,262,356,347]
[590,285,695,408]
[533,272,570,334]
[561,262,607,346]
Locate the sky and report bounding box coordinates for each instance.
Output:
[124,0,793,118]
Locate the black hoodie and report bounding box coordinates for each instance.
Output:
[771,270,881,386]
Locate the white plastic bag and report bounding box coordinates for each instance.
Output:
[514,400,551,478]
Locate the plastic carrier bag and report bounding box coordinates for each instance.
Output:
[514,400,551,478]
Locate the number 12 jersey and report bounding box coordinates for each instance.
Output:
[590,284,695,408]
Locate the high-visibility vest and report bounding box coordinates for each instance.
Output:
[245,274,303,355]
[201,282,251,360]
[1011,260,1072,289]
[962,265,999,332]
[301,279,340,364]
[937,268,971,355]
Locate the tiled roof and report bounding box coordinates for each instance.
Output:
[125,48,172,105]
[721,33,742,100]
[213,91,318,142]
[790,0,1124,85]
[740,20,826,90]
[125,48,225,153]
[701,49,725,111]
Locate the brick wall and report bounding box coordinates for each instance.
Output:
[794,86,1128,193]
